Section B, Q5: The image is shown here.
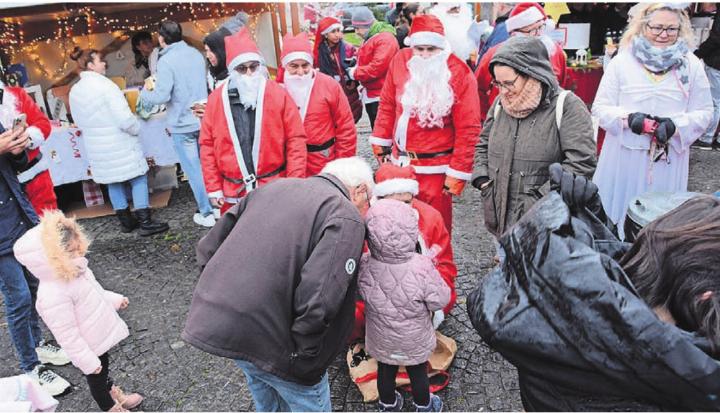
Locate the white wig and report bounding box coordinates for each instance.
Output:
[321,157,375,193]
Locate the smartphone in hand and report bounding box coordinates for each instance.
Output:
[13,114,27,130]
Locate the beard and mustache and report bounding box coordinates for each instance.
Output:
[430,4,475,61]
[284,70,314,114]
[229,65,269,110]
[401,50,454,129]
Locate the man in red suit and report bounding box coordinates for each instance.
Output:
[475,2,568,122]
[0,81,56,216]
[279,32,356,176]
[199,28,307,214]
[370,14,481,234]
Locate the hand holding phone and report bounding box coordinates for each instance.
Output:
[13,114,27,131]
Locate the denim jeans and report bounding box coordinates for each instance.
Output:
[0,254,41,372]
[700,65,720,143]
[107,174,150,210]
[171,131,213,216]
[235,359,331,412]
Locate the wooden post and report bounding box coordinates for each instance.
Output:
[290,3,301,35]
[278,3,288,37]
[474,3,481,18]
[270,5,282,70]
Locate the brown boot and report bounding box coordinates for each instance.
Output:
[110,385,144,410]
[107,401,129,412]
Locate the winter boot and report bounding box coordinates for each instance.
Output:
[415,394,442,412]
[134,208,169,237]
[116,208,138,233]
[110,385,144,409]
[378,391,403,412]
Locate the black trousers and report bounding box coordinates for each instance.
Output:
[377,361,430,406]
[365,102,379,130]
[86,352,115,411]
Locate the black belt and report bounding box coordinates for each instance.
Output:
[307,137,336,153]
[221,163,286,190]
[398,148,453,160]
[16,152,42,175]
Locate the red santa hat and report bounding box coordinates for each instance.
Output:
[373,163,419,198]
[281,32,313,67]
[404,14,446,49]
[225,27,264,71]
[505,2,547,33]
[313,17,343,65]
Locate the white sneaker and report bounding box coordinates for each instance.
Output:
[26,364,71,396]
[193,212,216,227]
[212,208,222,220]
[36,339,71,366]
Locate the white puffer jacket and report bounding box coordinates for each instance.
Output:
[69,71,147,184]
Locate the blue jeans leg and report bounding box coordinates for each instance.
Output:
[235,359,331,412]
[129,175,150,209]
[171,132,212,216]
[701,65,720,143]
[0,254,42,372]
[107,181,129,210]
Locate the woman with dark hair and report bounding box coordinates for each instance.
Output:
[202,28,231,90]
[124,31,156,87]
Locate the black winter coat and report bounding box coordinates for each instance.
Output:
[0,151,38,255]
[695,14,720,70]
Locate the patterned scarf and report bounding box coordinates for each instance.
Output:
[631,35,690,95]
[499,77,543,119]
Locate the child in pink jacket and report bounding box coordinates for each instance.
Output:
[13,211,143,412]
[358,199,450,412]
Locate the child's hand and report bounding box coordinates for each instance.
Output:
[119,297,129,310]
[93,365,102,374]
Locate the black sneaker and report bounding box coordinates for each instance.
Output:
[693,141,714,150]
[713,141,720,151]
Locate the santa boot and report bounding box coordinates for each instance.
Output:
[110,385,144,410]
[116,208,138,233]
[134,208,169,237]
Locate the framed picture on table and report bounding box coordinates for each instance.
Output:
[24,84,50,117]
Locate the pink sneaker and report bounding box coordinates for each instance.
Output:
[110,385,144,410]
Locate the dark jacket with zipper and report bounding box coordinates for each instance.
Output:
[181,174,366,385]
[471,36,596,238]
[695,13,720,71]
[0,151,38,255]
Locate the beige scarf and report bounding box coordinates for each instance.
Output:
[499,77,543,119]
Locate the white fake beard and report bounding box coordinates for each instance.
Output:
[430,4,475,61]
[230,67,268,110]
[401,51,454,129]
[284,71,314,114]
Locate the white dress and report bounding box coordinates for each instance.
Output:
[592,49,713,238]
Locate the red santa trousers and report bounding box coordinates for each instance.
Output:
[415,173,452,234]
[25,170,57,216]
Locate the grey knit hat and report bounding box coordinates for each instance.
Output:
[351,6,375,29]
[221,12,249,34]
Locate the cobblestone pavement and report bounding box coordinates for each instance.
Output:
[2,114,720,411]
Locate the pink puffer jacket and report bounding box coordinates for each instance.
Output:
[13,211,128,375]
[358,199,450,366]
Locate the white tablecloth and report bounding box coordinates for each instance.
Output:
[43,114,179,186]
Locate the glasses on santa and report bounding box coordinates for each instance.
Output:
[491,74,521,91]
[515,21,544,36]
[236,61,260,74]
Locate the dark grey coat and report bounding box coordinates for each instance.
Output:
[182,174,366,385]
[472,36,597,237]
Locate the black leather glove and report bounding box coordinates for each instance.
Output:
[652,116,676,145]
[549,163,600,212]
[471,175,490,190]
[628,112,650,135]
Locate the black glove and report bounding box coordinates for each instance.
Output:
[628,112,650,135]
[344,57,357,67]
[652,116,676,145]
[471,175,490,190]
[549,163,599,212]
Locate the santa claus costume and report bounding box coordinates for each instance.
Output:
[429,3,478,64]
[199,28,307,214]
[370,15,481,233]
[280,33,357,176]
[475,2,567,122]
[0,82,56,216]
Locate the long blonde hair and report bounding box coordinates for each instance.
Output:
[620,3,695,49]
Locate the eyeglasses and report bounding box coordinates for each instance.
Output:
[515,24,544,36]
[491,74,521,91]
[236,61,260,74]
[645,24,680,36]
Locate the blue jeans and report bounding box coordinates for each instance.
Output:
[107,174,150,210]
[171,132,212,216]
[0,254,41,372]
[701,65,720,143]
[235,359,331,412]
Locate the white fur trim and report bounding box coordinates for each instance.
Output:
[506,7,545,33]
[407,31,446,49]
[282,51,313,67]
[25,126,45,150]
[390,156,449,174]
[446,167,472,181]
[374,178,419,197]
[207,190,224,199]
[321,23,343,36]
[368,136,393,146]
[228,52,264,71]
[17,154,49,183]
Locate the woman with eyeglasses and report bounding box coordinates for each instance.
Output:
[471,36,596,263]
[592,3,714,240]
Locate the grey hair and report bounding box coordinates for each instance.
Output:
[321,157,375,193]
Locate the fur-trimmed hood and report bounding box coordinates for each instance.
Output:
[13,210,90,282]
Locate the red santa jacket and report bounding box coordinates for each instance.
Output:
[0,85,56,215]
[283,71,357,176]
[370,48,481,181]
[199,78,307,203]
[475,39,567,122]
[352,32,399,100]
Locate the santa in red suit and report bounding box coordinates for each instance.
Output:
[475,2,567,122]
[0,81,56,216]
[370,14,481,234]
[199,28,307,214]
[279,33,357,176]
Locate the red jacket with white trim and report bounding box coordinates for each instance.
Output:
[199,80,307,202]
[371,48,481,180]
[352,32,399,100]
